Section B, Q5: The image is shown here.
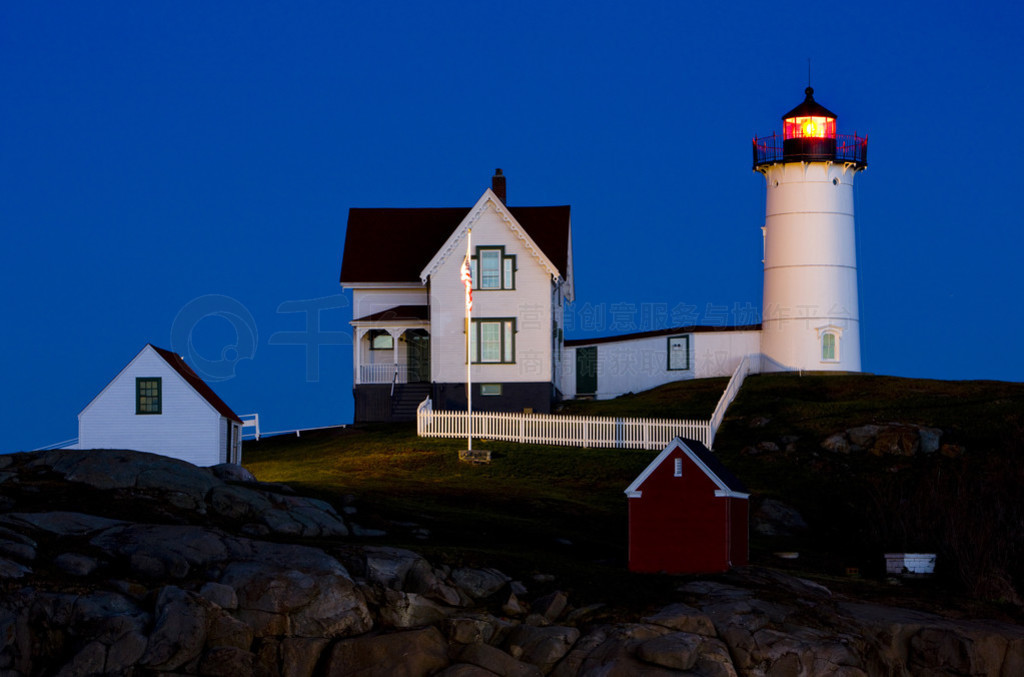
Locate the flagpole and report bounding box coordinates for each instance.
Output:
[465,226,473,452]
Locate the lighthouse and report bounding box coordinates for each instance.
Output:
[753,87,868,372]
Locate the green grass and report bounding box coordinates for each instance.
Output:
[243,374,1024,615]
[556,377,728,419]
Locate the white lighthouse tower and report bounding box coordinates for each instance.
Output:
[754,87,868,372]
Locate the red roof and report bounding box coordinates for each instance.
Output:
[150,345,242,423]
[339,205,571,284]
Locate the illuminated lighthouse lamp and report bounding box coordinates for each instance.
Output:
[753,87,867,168]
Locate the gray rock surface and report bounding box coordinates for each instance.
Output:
[0,448,1021,676]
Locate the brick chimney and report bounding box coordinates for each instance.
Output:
[491,168,506,204]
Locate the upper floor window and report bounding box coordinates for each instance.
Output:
[472,246,515,290]
[136,377,162,415]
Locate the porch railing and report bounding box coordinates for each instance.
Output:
[359,363,408,385]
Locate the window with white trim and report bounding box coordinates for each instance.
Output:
[821,332,838,362]
[468,318,516,364]
[480,383,502,396]
[667,335,690,371]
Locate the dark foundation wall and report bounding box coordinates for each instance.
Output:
[354,383,431,423]
[433,382,554,414]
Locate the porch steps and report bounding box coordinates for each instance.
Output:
[391,383,432,421]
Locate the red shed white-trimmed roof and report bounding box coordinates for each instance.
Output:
[625,437,749,499]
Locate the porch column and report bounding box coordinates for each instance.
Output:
[354,328,370,385]
[390,329,400,383]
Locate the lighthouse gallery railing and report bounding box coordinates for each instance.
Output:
[753,132,868,168]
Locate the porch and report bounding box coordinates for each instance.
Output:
[354,327,431,385]
[351,306,431,386]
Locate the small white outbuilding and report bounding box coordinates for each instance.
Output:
[78,344,243,466]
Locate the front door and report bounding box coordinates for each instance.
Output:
[406,330,430,383]
[576,346,597,396]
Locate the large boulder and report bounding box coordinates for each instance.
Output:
[219,540,371,638]
[506,624,580,673]
[324,627,449,676]
[36,449,220,512]
[91,524,235,580]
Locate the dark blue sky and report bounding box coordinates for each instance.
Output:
[3,2,1021,452]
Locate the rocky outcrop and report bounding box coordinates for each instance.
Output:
[820,423,952,457]
[1,448,1022,676]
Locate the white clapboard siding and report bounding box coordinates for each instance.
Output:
[78,346,231,467]
[430,197,554,385]
[562,331,762,401]
[417,398,710,450]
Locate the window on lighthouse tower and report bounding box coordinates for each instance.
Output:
[821,333,838,362]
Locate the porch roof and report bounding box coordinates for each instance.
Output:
[353,305,429,323]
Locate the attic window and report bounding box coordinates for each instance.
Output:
[136,377,162,415]
[474,247,515,290]
[674,457,683,477]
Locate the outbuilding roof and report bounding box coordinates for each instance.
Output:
[150,345,242,423]
[625,437,749,499]
[340,205,571,284]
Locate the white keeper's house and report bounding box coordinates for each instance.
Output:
[340,170,573,422]
[341,86,868,420]
[77,344,244,465]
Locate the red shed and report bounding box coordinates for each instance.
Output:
[626,437,750,574]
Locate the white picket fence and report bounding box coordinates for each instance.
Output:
[417,354,755,451]
[417,398,710,449]
[707,355,751,448]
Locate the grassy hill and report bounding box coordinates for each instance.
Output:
[243,373,1024,616]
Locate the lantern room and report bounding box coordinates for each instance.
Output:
[783,87,837,139]
[753,87,867,170]
[782,87,837,160]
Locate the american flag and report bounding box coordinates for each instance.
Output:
[460,256,473,311]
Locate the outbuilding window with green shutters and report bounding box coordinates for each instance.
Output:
[136,377,162,414]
